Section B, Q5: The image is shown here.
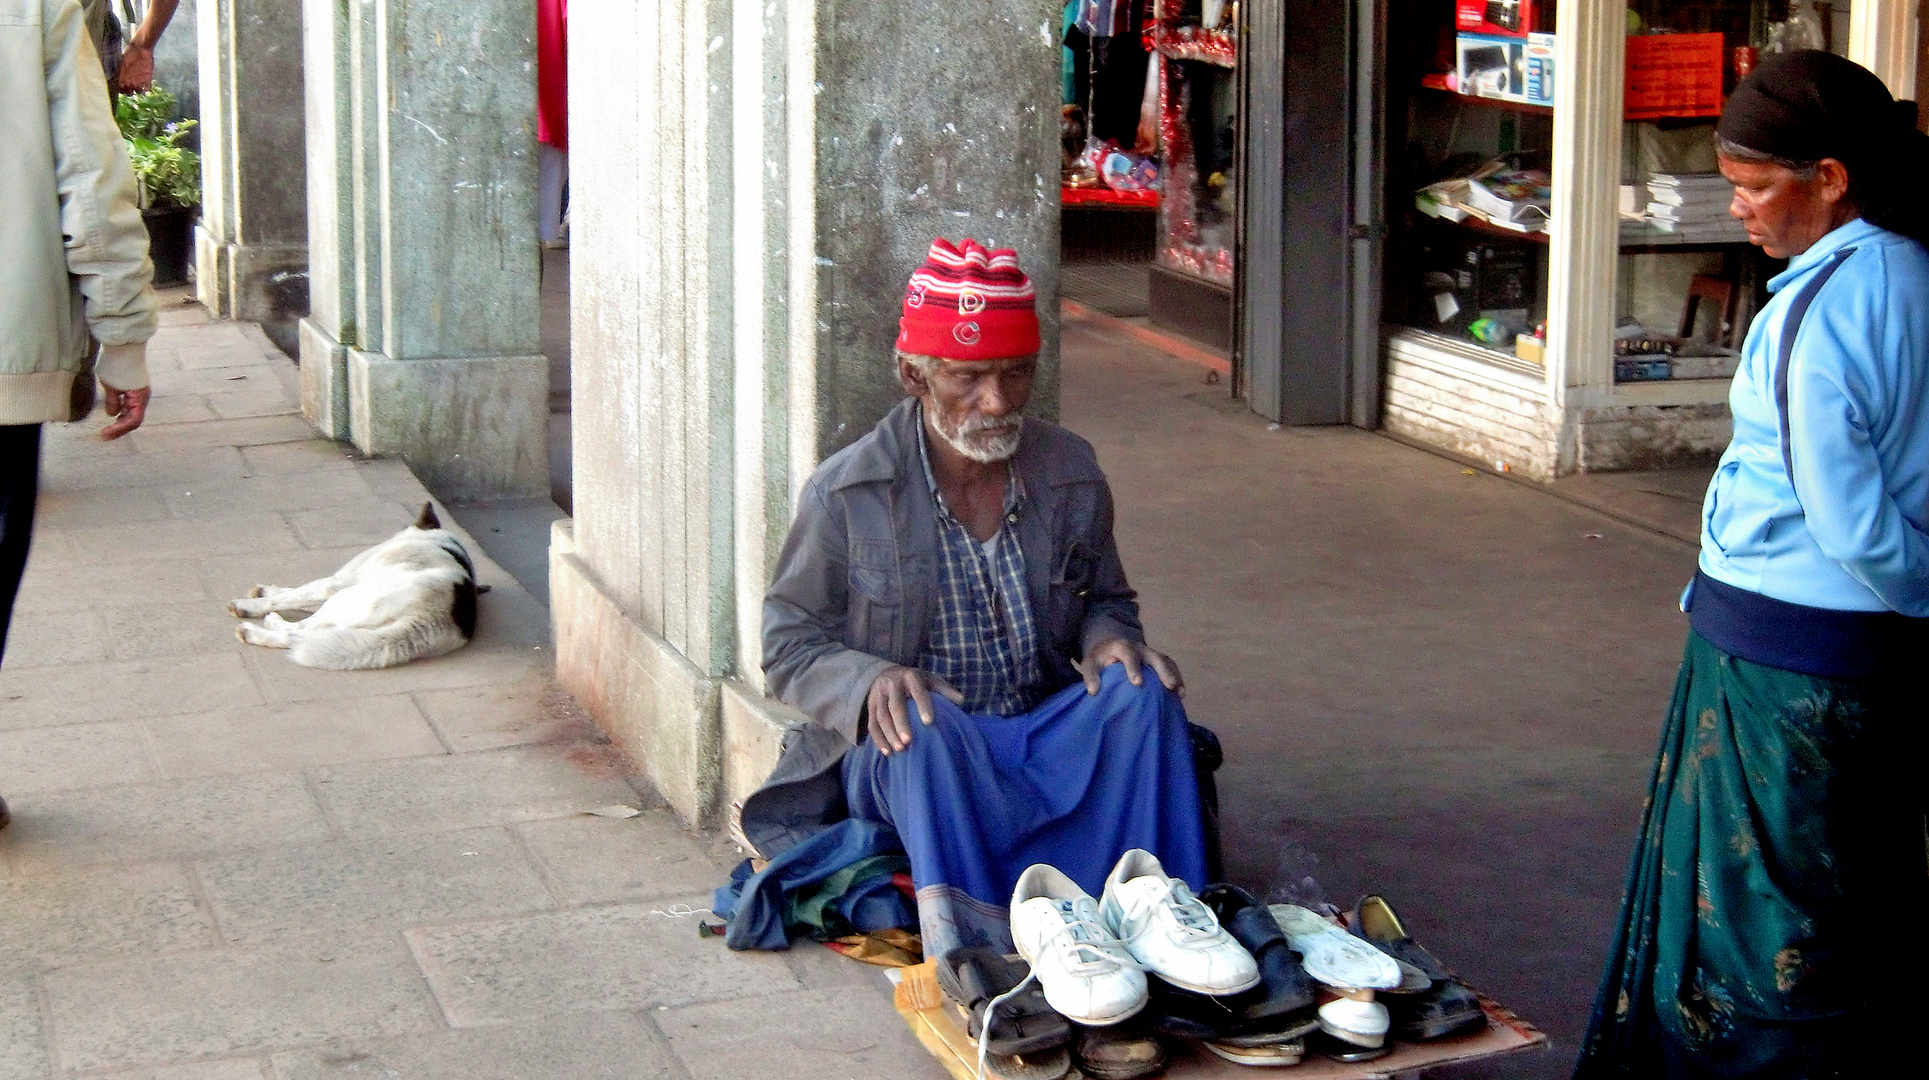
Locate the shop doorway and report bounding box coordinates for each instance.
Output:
[1055,4,1372,428]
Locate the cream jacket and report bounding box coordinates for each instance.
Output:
[1,0,156,425]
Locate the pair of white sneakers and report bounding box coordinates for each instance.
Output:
[1009,850,1261,1026]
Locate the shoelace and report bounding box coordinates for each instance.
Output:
[976,904,1124,1080]
[1047,900,1129,972]
[975,969,1038,1080]
[1118,878,1224,946]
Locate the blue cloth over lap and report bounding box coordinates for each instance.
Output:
[843,663,1207,960]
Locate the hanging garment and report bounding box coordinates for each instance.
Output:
[1072,0,1131,37]
[841,664,1209,964]
[536,0,568,150]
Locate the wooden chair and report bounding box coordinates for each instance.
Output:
[1678,274,1740,349]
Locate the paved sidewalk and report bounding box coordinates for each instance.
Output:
[1,297,931,1080]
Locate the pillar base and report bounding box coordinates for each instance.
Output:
[550,520,728,826]
[344,349,550,501]
[194,226,308,323]
[297,318,350,439]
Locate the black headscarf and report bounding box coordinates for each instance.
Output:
[1717,50,1929,245]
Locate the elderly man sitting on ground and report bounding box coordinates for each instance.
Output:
[734,239,1219,967]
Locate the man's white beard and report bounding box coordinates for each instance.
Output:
[937,412,1024,463]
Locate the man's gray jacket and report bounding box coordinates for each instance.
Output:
[743,397,1144,858]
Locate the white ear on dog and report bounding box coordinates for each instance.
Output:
[228,502,480,669]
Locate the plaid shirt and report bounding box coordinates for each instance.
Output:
[916,416,1041,716]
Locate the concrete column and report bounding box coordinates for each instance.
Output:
[195,0,307,325]
[298,0,546,500]
[551,0,1060,825]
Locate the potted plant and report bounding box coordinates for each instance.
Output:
[115,85,200,287]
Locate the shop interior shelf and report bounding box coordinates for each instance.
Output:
[1434,216,1758,255]
[1417,76,1552,116]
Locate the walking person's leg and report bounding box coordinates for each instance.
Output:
[0,423,43,828]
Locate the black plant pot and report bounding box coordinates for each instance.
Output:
[142,205,196,287]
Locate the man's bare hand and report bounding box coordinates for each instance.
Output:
[865,666,964,755]
[117,45,156,93]
[100,383,150,440]
[1076,638,1184,698]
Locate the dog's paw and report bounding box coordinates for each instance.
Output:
[227,600,249,618]
[235,624,251,643]
[248,585,268,599]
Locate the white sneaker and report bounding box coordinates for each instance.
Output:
[1099,849,1261,996]
[1010,864,1149,1026]
[1267,904,1403,991]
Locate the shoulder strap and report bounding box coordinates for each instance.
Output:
[1776,246,1857,496]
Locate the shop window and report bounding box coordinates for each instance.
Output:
[1384,2,1556,366]
[1612,2,1852,385]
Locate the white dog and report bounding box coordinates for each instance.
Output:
[228,503,481,669]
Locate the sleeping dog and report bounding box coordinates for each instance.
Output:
[228,503,481,669]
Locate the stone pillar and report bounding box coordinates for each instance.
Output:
[298,0,547,500]
[551,0,1060,825]
[195,0,307,325]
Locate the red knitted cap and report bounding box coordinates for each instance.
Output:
[896,238,1041,360]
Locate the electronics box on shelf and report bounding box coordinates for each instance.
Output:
[1456,0,1536,37]
[1456,33,1555,105]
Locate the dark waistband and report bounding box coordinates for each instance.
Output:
[1685,571,1928,679]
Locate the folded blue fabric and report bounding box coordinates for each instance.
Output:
[712,817,909,951]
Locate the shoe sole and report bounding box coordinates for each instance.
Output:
[1315,1019,1386,1049]
[1204,1042,1303,1067]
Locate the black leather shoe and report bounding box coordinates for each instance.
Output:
[1071,1020,1166,1080]
[1350,895,1486,1040]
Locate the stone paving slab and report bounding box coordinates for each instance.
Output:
[0,973,49,1080]
[197,828,555,946]
[513,810,727,906]
[0,861,214,974]
[41,932,442,1072]
[0,720,158,794]
[3,772,334,872]
[268,1011,682,1080]
[308,744,636,837]
[142,696,446,779]
[660,982,931,1080]
[406,902,800,1025]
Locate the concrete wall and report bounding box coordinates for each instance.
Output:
[299,0,547,501]
[554,0,1061,826]
[1383,332,1563,479]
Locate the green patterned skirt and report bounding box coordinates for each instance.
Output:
[1575,631,1927,1079]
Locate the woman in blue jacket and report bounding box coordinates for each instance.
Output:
[1576,52,1929,1078]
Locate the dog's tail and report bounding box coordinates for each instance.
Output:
[414,502,442,530]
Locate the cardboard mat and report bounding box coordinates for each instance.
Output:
[889,959,1547,1080]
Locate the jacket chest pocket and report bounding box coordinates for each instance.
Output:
[848,540,902,655]
[1047,542,1097,646]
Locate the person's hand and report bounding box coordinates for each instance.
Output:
[1076,638,1184,698]
[100,382,150,440]
[117,45,155,93]
[865,666,964,755]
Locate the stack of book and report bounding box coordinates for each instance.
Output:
[1644,173,1746,241]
